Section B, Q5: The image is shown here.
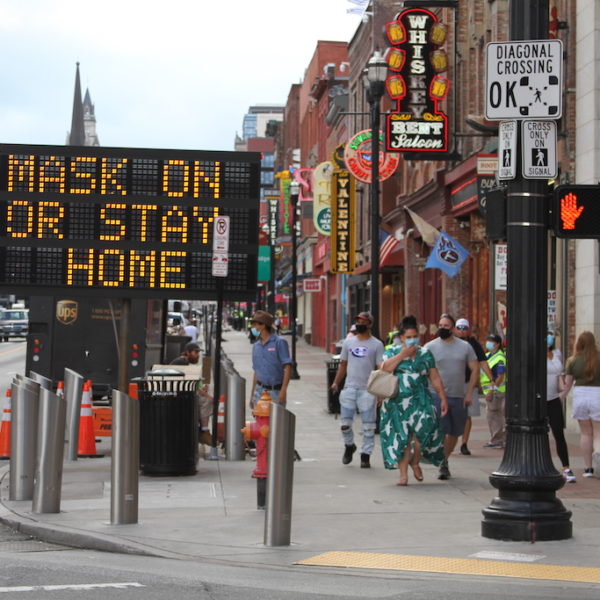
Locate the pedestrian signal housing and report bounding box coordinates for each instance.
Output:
[553,185,600,238]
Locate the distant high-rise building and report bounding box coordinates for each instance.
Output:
[67,63,100,146]
[235,104,284,151]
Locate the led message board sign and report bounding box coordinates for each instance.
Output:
[0,144,261,299]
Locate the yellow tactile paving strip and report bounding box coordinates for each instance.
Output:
[295,552,600,584]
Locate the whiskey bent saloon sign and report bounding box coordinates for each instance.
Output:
[384,8,450,153]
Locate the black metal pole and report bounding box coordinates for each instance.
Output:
[481,0,572,541]
[268,242,276,315]
[368,85,382,340]
[117,298,131,392]
[209,278,224,459]
[290,189,300,379]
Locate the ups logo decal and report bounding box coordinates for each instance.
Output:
[56,300,78,325]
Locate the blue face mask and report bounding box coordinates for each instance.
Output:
[251,327,260,337]
[405,337,419,347]
[485,341,495,351]
[547,334,555,347]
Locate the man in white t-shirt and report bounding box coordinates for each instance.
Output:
[331,312,384,469]
[184,321,199,343]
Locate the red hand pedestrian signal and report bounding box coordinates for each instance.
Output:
[560,192,584,230]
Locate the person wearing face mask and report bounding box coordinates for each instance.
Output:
[424,313,479,480]
[479,334,507,449]
[454,318,494,456]
[546,331,575,483]
[379,316,448,485]
[331,311,384,468]
[249,310,292,408]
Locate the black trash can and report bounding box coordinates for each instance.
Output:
[326,358,344,414]
[137,375,199,476]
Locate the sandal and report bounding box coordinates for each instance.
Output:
[410,462,424,482]
[397,477,409,486]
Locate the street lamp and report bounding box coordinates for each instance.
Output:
[363,50,387,339]
[289,180,301,379]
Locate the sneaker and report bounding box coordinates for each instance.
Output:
[563,469,576,483]
[583,468,594,478]
[484,443,504,449]
[360,453,371,468]
[342,444,357,465]
[438,465,451,480]
[460,443,471,455]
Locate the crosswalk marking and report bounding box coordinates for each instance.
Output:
[0,583,144,593]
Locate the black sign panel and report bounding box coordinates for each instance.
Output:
[553,185,600,239]
[0,144,261,299]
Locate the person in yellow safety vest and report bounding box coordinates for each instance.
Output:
[480,334,507,449]
[385,324,402,350]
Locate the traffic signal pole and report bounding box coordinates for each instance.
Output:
[481,0,572,541]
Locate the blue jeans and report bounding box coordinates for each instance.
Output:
[339,387,377,455]
[253,384,282,405]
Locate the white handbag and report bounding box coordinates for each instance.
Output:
[366,369,398,398]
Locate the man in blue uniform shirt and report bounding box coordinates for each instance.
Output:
[249,310,292,407]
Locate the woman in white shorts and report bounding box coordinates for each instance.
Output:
[561,331,600,478]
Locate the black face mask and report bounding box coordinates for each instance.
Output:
[437,327,452,340]
[355,324,369,334]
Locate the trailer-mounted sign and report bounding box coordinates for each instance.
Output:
[0,144,261,300]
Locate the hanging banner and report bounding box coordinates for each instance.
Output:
[312,161,333,235]
[384,7,450,153]
[331,169,355,274]
[344,129,400,183]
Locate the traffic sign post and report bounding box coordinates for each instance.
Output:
[521,120,557,179]
[212,216,230,278]
[485,39,563,120]
[481,0,572,542]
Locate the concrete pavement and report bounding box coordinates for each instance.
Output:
[1,329,599,584]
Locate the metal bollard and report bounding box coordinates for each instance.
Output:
[64,368,84,461]
[32,389,66,513]
[111,389,139,525]
[9,380,41,501]
[225,372,246,460]
[29,371,53,390]
[264,403,296,546]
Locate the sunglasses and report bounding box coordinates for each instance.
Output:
[456,325,469,330]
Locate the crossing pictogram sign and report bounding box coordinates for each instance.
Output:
[485,40,563,120]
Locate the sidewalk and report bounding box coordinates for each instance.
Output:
[1,329,600,583]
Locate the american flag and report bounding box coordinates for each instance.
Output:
[379,229,400,267]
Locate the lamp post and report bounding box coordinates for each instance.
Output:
[289,180,301,379]
[364,51,387,340]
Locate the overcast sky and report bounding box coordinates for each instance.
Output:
[0,0,363,152]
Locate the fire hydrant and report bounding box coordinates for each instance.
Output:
[241,390,271,509]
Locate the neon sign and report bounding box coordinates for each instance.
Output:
[384,8,450,153]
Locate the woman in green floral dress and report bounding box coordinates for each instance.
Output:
[379,317,448,485]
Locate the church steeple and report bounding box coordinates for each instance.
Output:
[67,62,85,146]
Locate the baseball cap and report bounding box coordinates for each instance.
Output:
[486,334,502,344]
[251,310,274,327]
[456,318,470,329]
[355,311,373,323]
[184,342,201,352]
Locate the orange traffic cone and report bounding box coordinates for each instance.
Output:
[217,394,225,442]
[128,382,139,399]
[56,381,64,398]
[0,388,12,459]
[78,381,103,458]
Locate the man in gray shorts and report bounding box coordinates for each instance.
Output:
[424,314,479,480]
